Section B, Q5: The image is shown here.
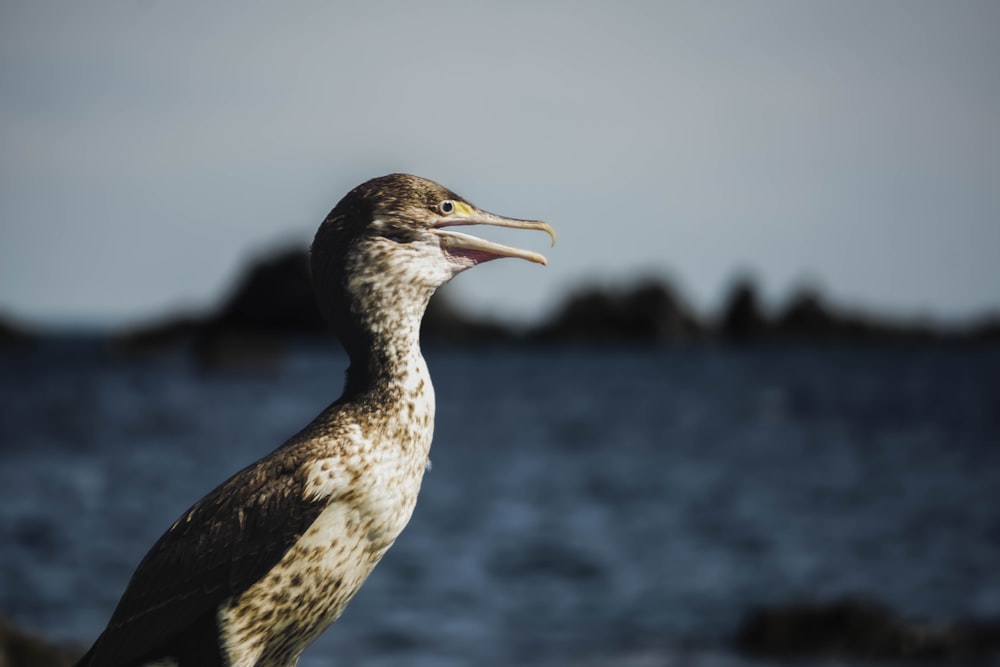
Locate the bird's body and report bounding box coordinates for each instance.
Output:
[216,345,435,666]
[76,174,553,667]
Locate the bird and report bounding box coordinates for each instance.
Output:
[75,173,555,667]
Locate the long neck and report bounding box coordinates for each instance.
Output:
[343,301,430,400]
[330,270,436,402]
[310,226,442,403]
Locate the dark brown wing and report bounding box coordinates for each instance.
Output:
[85,449,327,667]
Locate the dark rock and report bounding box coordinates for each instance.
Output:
[108,314,201,357]
[188,247,322,369]
[0,617,81,667]
[203,247,520,346]
[736,596,1000,662]
[107,247,326,364]
[90,245,1000,351]
[772,289,948,343]
[774,289,843,340]
[968,315,1000,343]
[207,247,325,336]
[530,279,703,344]
[191,331,289,373]
[111,246,522,362]
[0,315,36,348]
[718,277,768,342]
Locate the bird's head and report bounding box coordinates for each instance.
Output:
[311,173,554,342]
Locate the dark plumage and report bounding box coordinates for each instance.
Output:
[76,174,554,667]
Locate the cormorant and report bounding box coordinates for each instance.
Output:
[76,173,555,667]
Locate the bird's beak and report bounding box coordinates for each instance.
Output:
[431,204,556,266]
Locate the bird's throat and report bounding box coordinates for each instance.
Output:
[340,284,434,401]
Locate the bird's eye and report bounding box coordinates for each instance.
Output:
[439,200,456,215]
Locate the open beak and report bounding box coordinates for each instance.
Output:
[431,206,556,267]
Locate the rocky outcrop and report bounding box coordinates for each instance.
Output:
[736,597,1000,663]
[105,246,1000,353]
[714,279,996,345]
[0,315,36,349]
[0,618,80,667]
[203,248,326,337]
[717,277,769,342]
[530,280,703,344]
[772,289,938,342]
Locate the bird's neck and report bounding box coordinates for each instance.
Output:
[338,283,435,401]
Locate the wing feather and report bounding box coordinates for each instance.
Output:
[87,450,327,666]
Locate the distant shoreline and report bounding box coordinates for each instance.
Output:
[3,247,998,357]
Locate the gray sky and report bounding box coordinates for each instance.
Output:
[2,1,998,327]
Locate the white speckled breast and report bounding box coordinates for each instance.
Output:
[217,348,435,667]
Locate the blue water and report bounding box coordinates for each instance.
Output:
[1,342,999,666]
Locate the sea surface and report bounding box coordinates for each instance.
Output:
[1,341,999,666]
